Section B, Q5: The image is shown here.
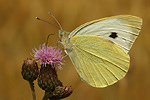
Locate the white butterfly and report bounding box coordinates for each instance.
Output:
[58,15,142,87]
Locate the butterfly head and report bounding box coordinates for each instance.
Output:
[58,30,72,54]
[58,30,70,41]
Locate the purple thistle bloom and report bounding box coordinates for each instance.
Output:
[32,43,64,70]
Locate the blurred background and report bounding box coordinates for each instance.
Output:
[0,0,150,100]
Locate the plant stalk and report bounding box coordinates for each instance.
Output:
[29,81,36,100]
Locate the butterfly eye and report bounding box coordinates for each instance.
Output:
[60,33,63,36]
[109,32,118,39]
[58,30,63,37]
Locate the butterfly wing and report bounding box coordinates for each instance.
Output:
[68,35,129,87]
[69,15,142,53]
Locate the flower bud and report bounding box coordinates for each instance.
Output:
[38,64,63,92]
[21,58,39,82]
[52,86,73,99]
[43,86,73,100]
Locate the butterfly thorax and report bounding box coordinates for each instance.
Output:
[58,30,73,54]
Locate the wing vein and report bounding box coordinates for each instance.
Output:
[76,45,128,73]
[74,46,100,86]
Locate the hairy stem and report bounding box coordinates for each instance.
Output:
[29,81,36,100]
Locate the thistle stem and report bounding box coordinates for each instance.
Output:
[42,91,60,100]
[29,81,36,100]
[50,99,60,100]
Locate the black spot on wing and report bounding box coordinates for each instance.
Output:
[109,32,118,39]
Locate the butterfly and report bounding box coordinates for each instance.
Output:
[58,15,142,87]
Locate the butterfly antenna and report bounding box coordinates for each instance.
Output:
[48,12,63,30]
[35,17,60,29]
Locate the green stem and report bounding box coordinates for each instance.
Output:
[29,81,36,100]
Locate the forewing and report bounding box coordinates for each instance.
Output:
[68,35,129,87]
[69,15,142,53]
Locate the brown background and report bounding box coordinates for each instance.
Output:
[0,0,150,100]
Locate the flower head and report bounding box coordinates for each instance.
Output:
[32,43,64,69]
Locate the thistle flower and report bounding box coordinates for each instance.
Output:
[29,43,72,100]
[32,43,64,70]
